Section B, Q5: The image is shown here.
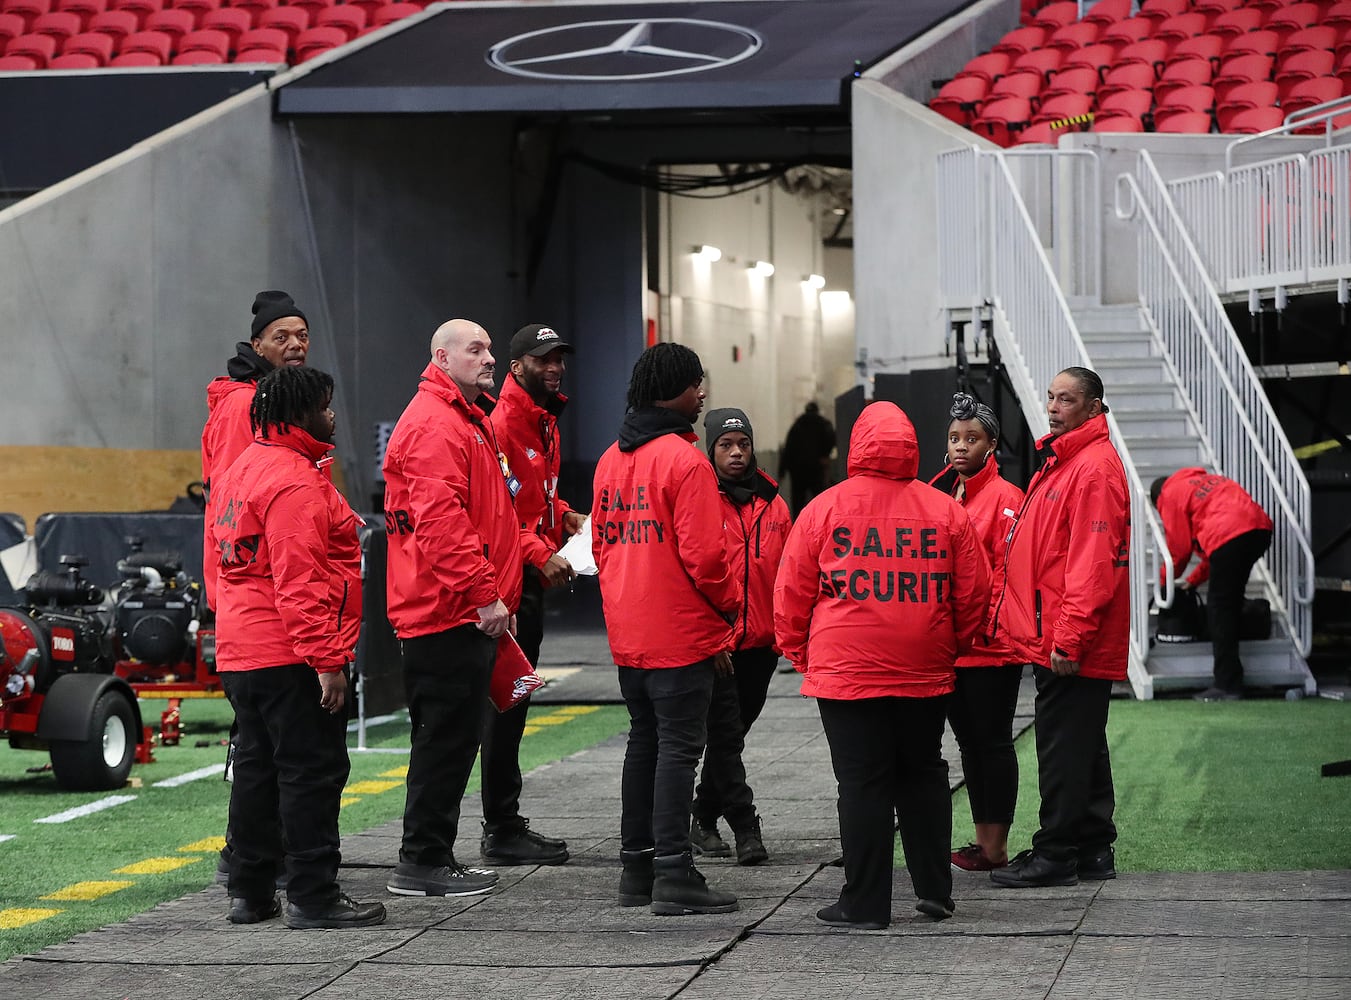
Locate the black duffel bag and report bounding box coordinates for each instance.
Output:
[1240,597,1272,640]
[1156,588,1208,643]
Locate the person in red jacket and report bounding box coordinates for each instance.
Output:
[592,342,742,916]
[382,319,523,900]
[774,401,991,929]
[211,366,385,930]
[689,407,791,867]
[988,367,1130,889]
[480,323,587,866]
[928,392,1027,873]
[1151,469,1273,701]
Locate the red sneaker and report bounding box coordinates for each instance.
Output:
[950,844,1007,871]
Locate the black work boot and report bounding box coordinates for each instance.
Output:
[617,848,655,907]
[732,818,769,866]
[650,852,739,915]
[690,817,732,858]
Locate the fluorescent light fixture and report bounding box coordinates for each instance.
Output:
[747,259,775,278]
[819,290,853,310]
[803,273,826,289]
[691,244,722,262]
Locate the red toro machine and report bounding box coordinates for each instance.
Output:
[0,542,218,790]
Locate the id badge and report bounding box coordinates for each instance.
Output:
[499,452,522,499]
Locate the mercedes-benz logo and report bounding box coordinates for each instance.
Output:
[486,18,763,82]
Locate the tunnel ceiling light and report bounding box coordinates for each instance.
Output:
[691,244,722,262]
[803,273,826,289]
[747,259,775,277]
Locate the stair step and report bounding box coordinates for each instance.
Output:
[1105,381,1182,409]
[1081,334,1159,359]
[1072,304,1149,334]
[1119,435,1204,467]
[1146,639,1309,691]
[1092,356,1170,383]
[1111,411,1193,436]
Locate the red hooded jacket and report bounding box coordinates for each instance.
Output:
[210,424,362,673]
[201,377,257,609]
[488,374,576,576]
[383,363,523,639]
[1156,467,1273,588]
[592,407,741,669]
[989,414,1130,681]
[716,471,792,651]
[929,456,1025,668]
[773,402,991,700]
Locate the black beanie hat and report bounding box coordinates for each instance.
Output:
[250,290,307,340]
[704,407,754,457]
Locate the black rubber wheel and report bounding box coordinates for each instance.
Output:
[49,691,137,791]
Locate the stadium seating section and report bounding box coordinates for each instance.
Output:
[0,0,447,67]
[931,0,1351,145]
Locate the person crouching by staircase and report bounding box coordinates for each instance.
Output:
[689,408,792,867]
[774,401,991,928]
[1151,470,1273,702]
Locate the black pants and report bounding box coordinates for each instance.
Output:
[1206,528,1272,692]
[1030,666,1116,863]
[692,646,777,830]
[400,624,495,867]
[221,664,349,908]
[617,659,715,858]
[947,663,1025,826]
[788,469,825,519]
[480,569,544,828]
[817,695,952,922]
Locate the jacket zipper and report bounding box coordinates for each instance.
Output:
[1034,588,1042,639]
[336,580,349,633]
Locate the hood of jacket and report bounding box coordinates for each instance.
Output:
[252,422,334,465]
[225,341,274,382]
[846,402,919,482]
[618,406,697,453]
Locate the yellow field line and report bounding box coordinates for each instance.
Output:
[41,881,134,901]
[0,908,63,930]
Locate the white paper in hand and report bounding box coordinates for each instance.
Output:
[558,516,598,576]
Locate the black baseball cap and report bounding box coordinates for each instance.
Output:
[510,323,574,360]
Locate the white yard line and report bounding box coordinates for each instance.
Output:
[34,795,137,824]
[0,834,15,844]
[346,711,407,733]
[152,764,226,788]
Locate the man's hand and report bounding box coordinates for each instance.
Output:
[562,510,588,536]
[1049,650,1080,676]
[318,670,347,715]
[714,650,734,677]
[476,599,512,639]
[540,553,576,588]
[1176,579,1192,591]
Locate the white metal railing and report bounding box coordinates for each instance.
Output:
[1309,144,1351,283]
[937,145,1171,694]
[1116,151,1314,656]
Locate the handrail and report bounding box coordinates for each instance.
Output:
[1226,94,1351,172]
[1115,151,1314,655]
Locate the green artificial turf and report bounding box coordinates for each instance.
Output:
[0,697,627,962]
[946,698,1351,872]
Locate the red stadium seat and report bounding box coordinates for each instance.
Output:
[1138,0,1189,23]
[1030,1,1078,30]
[1099,62,1159,102]
[955,51,1012,85]
[1014,120,1064,145]
[930,75,988,126]
[1114,39,1169,76]
[1155,60,1213,102]
[143,6,192,42]
[985,71,1043,106]
[1224,30,1280,60]
[1244,0,1288,12]
[1041,67,1101,101]
[1032,91,1093,125]
[0,10,24,46]
[229,0,275,19]
[1045,20,1099,53]
[1167,34,1224,70]
[971,97,1033,146]
[311,3,360,39]
[0,51,37,66]
[1,0,49,31]
[108,47,157,63]
[110,0,161,22]
[1008,46,1063,82]
[199,7,247,46]
[1266,4,1321,39]
[118,26,170,61]
[1340,49,1351,90]
[1091,113,1145,132]
[1280,26,1338,62]
[4,30,54,64]
[233,41,283,61]
[370,2,419,28]
[86,7,134,38]
[256,5,305,45]
[49,48,95,65]
[1276,50,1335,101]
[1153,12,1209,48]
[1157,111,1215,133]
[176,25,224,57]
[294,22,341,60]
[992,25,1046,57]
[170,0,217,19]
[235,24,284,56]
[170,45,219,62]
[286,0,331,17]
[1062,42,1116,79]
[1327,1,1351,28]
[343,0,381,20]
[1098,87,1154,121]
[1214,53,1275,103]
[1154,84,1215,125]
[1100,17,1153,49]
[1193,0,1245,16]
[1283,77,1346,120]
[1081,0,1131,27]
[1226,106,1285,133]
[61,28,111,61]
[1209,8,1264,39]
[1215,80,1278,129]
[54,0,103,28]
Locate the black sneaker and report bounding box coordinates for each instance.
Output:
[1194,686,1242,702]
[690,818,732,858]
[1078,846,1117,881]
[480,821,569,866]
[284,894,386,929]
[914,898,955,920]
[990,849,1079,888]
[387,862,498,897]
[816,903,888,930]
[228,895,280,924]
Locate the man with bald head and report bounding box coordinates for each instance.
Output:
[382,319,524,898]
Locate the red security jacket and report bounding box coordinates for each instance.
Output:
[774,402,991,700]
[989,414,1130,681]
[201,376,257,610]
[592,407,741,669]
[488,374,576,575]
[929,457,1025,668]
[1157,467,1273,588]
[383,363,523,639]
[717,470,792,651]
[210,424,362,673]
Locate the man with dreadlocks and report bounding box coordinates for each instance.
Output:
[211,366,385,930]
[592,342,742,916]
